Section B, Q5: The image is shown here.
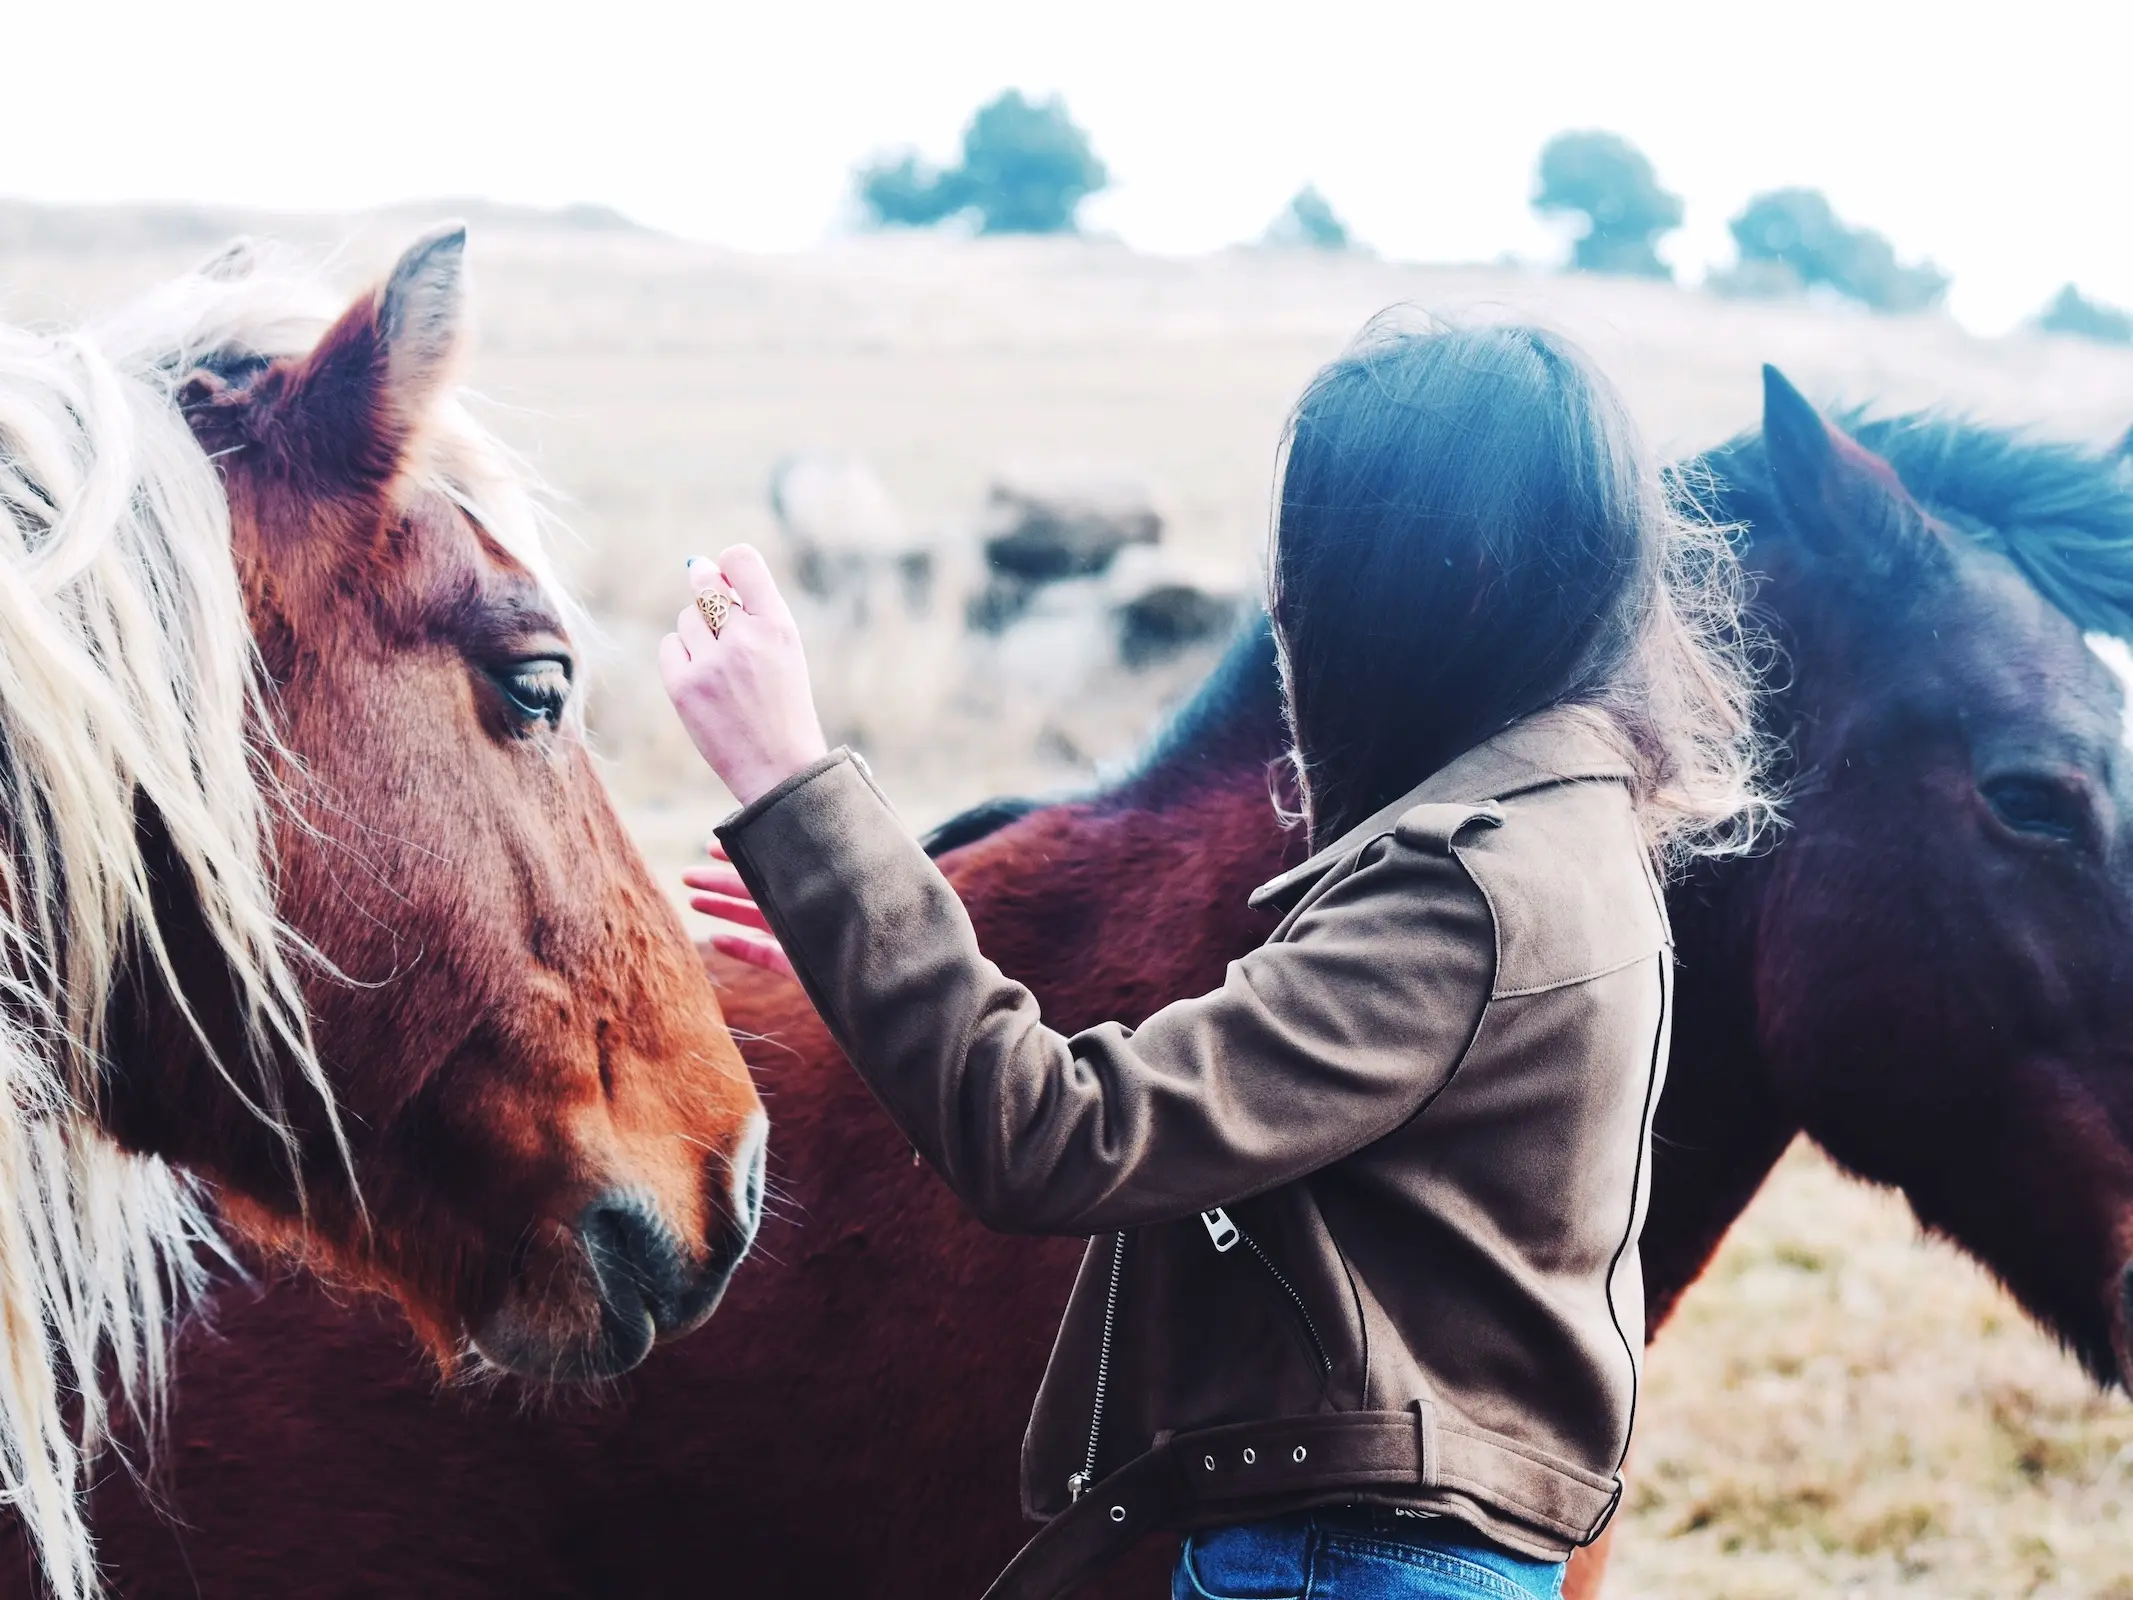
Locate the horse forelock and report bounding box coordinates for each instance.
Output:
[0,242,576,1598]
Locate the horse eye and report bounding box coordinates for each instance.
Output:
[492,657,572,730]
[1979,774,2087,844]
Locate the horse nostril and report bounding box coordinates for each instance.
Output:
[579,1185,754,1354]
[581,1200,675,1306]
[584,1196,718,1328]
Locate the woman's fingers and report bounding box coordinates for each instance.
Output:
[714,544,792,627]
[710,930,795,977]
[689,892,772,931]
[687,554,740,599]
[675,599,714,654]
[684,858,771,929]
[680,863,750,895]
[656,629,694,682]
[677,556,740,649]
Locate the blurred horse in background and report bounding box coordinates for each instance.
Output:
[0,229,764,1595]
[12,368,2133,1599]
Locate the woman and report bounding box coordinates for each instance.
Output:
[659,322,1768,1600]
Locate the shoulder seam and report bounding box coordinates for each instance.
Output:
[1491,946,1668,1000]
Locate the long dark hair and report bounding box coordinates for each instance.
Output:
[1270,319,1767,863]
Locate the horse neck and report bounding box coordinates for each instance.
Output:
[941,624,1302,1027]
[1632,489,1810,1333]
[1639,848,1800,1332]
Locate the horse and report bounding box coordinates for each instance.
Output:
[12,367,2132,1598]
[0,229,765,1596]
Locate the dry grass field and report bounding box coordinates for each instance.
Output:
[6,207,2133,1596]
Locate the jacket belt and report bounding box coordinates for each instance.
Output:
[983,1405,1620,1600]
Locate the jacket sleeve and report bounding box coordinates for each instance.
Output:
[716,750,1498,1236]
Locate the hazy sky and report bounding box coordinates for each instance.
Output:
[9,1,2127,333]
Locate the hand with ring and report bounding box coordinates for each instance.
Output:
[658,545,829,807]
[695,587,732,638]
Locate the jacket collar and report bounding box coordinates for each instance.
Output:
[1248,706,1635,914]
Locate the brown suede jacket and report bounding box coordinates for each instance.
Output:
[717,708,1672,1562]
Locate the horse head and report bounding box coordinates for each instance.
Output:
[93,228,768,1383]
[1735,365,2133,1391]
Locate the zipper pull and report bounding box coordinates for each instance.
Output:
[1066,1471,1090,1502]
[1199,1208,1240,1253]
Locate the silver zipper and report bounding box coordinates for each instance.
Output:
[1066,1230,1126,1502]
[1200,1207,1240,1252]
[1238,1228,1333,1377]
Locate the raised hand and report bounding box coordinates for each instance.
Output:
[657,545,829,808]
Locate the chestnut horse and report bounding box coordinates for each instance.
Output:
[13,368,2133,1598]
[0,231,764,1596]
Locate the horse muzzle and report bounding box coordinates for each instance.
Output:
[472,1119,768,1382]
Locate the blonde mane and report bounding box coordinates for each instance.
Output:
[0,239,558,1598]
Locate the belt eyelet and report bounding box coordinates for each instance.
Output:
[1109,1505,1126,1524]
[1293,1446,1308,1463]
[1242,1447,1257,1465]
[1203,1455,1217,1471]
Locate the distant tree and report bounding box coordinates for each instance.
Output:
[956,91,1108,234]
[853,91,1107,236]
[855,152,967,228]
[2036,284,2133,345]
[1727,188,1948,312]
[1266,184,1352,250]
[1532,131,1682,279]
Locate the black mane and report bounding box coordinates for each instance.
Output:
[1700,410,2133,638]
[1109,612,1284,798]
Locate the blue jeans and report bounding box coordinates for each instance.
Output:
[1174,1509,1565,1600]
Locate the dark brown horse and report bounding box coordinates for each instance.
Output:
[15,369,2133,1597]
[0,231,764,1593]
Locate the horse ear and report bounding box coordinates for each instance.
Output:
[278,224,468,493]
[1760,364,1943,579]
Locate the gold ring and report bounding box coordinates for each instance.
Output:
[695,590,732,638]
